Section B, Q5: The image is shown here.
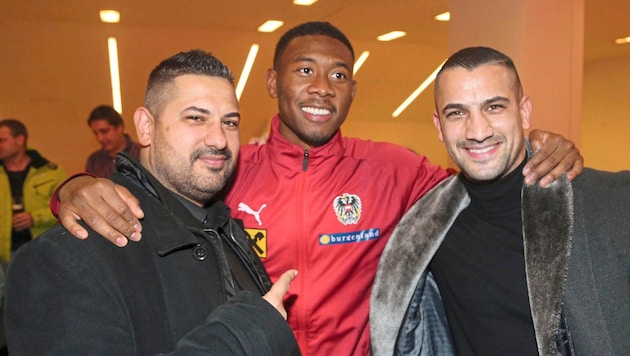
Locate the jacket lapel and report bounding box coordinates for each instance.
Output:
[370,176,469,355]
[521,175,573,355]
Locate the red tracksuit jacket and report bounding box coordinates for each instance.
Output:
[225,115,449,355]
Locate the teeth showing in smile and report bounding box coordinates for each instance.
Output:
[302,106,331,115]
[468,145,494,154]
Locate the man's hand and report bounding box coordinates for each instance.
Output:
[57,176,144,246]
[263,269,298,320]
[524,129,584,187]
[12,212,33,231]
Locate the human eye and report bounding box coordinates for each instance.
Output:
[445,110,465,119]
[186,115,205,122]
[222,119,239,129]
[485,103,505,113]
[331,71,347,80]
[222,113,240,130]
[297,67,313,75]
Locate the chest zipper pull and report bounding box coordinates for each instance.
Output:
[302,149,309,171]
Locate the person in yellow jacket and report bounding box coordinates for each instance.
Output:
[0,119,66,264]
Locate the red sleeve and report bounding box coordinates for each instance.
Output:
[49,172,98,218]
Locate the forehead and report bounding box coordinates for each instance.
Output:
[0,127,12,138]
[280,35,353,67]
[89,120,116,130]
[436,64,516,103]
[167,74,238,109]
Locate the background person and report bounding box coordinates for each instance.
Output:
[0,118,66,264]
[86,104,140,178]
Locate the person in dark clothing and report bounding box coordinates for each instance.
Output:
[85,104,141,178]
[370,47,630,355]
[4,49,299,355]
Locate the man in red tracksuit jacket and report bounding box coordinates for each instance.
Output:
[225,114,448,354]
[51,22,583,355]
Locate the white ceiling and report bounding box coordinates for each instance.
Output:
[4,0,629,62]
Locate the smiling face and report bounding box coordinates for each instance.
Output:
[135,74,240,206]
[432,64,532,183]
[89,119,126,156]
[266,34,357,148]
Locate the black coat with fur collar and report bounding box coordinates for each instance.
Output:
[370,168,630,355]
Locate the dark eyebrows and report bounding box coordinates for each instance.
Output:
[441,103,468,115]
[183,106,240,120]
[183,106,211,116]
[441,96,510,115]
[482,96,510,106]
[223,112,241,120]
[293,56,352,71]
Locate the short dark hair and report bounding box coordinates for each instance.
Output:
[0,118,28,138]
[0,118,28,145]
[87,105,124,127]
[435,46,523,99]
[145,49,234,116]
[273,21,355,70]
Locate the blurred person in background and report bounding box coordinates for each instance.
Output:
[85,105,140,178]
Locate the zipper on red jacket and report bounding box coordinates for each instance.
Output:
[297,154,309,352]
[302,149,309,171]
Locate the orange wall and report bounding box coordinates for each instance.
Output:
[1,20,627,174]
[582,56,630,171]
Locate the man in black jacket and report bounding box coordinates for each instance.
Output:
[4,50,300,355]
[370,47,629,356]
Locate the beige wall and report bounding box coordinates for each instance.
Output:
[1,19,628,174]
[582,56,630,171]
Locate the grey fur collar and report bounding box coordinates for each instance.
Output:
[370,176,469,355]
[370,174,574,355]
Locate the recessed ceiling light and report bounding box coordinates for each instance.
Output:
[99,10,120,23]
[293,0,318,5]
[614,36,630,44]
[258,20,284,33]
[434,12,450,22]
[377,31,407,42]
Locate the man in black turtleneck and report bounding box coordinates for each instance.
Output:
[370,47,630,356]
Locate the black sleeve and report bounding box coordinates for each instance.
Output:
[4,231,136,354]
[169,291,300,355]
[4,230,299,355]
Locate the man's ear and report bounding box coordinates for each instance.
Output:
[265,68,278,98]
[520,95,532,130]
[432,111,445,142]
[16,134,26,147]
[134,107,153,147]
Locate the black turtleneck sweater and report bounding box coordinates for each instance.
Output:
[430,158,538,356]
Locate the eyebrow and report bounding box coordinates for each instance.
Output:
[441,96,510,115]
[183,106,241,120]
[223,112,241,120]
[294,56,352,71]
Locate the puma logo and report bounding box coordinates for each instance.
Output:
[237,202,267,226]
